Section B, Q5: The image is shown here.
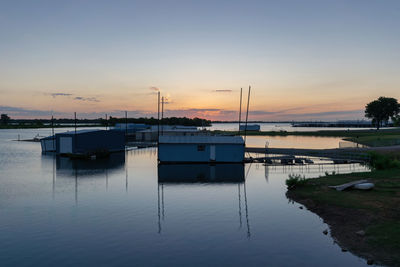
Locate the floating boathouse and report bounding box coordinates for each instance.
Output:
[40,135,56,152]
[50,129,125,156]
[158,136,244,163]
[239,124,260,131]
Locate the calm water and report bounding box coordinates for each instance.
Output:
[0,128,372,266]
[209,122,375,132]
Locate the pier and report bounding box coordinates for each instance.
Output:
[245,146,371,163]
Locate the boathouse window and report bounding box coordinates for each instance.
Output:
[197,145,205,151]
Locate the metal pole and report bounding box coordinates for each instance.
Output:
[238,87,242,135]
[74,112,77,153]
[158,92,160,142]
[125,111,128,137]
[244,86,251,144]
[51,115,55,150]
[105,114,107,130]
[74,112,77,134]
[161,96,164,135]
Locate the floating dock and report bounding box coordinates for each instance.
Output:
[158,135,245,163]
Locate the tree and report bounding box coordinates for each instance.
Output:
[393,115,400,127]
[0,114,10,125]
[365,97,400,130]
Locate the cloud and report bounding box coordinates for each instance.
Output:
[47,92,100,102]
[148,87,160,95]
[50,93,73,98]
[0,105,65,118]
[249,110,279,115]
[184,108,222,112]
[74,96,100,102]
[0,106,153,119]
[214,89,232,93]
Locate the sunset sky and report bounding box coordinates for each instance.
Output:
[1,0,399,120]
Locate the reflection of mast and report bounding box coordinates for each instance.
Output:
[52,154,56,200]
[243,181,251,238]
[157,183,161,234]
[238,184,242,228]
[125,149,128,192]
[244,163,252,238]
[105,168,108,191]
[264,164,269,183]
[74,165,78,205]
[161,183,165,220]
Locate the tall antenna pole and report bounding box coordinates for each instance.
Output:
[125,111,128,137]
[244,86,251,144]
[74,112,77,153]
[238,88,242,135]
[74,112,77,135]
[51,115,55,150]
[161,96,164,135]
[158,91,160,142]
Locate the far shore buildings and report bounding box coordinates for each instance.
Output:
[113,123,208,141]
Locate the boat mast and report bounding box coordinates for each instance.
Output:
[244,86,251,144]
[238,88,242,135]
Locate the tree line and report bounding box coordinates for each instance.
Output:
[0,115,211,127]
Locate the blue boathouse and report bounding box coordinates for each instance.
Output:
[55,130,125,156]
[158,136,244,163]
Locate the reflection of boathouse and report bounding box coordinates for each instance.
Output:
[157,163,250,236]
[56,152,125,176]
[45,151,126,203]
[158,164,244,183]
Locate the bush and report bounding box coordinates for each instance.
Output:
[369,152,400,170]
[286,174,307,189]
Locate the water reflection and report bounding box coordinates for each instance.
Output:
[157,163,251,236]
[55,152,125,176]
[158,164,245,183]
[43,152,126,204]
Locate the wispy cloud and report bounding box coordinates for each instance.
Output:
[74,96,100,102]
[46,92,100,102]
[214,89,232,93]
[249,110,279,115]
[148,86,160,95]
[0,106,65,118]
[50,92,73,98]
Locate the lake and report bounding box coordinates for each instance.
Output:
[208,122,375,132]
[0,128,371,266]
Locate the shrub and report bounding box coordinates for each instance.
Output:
[286,174,307,189]
[369,152,400,170]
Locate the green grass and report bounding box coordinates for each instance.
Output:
[345,134,400,147]
[367,221,400,250]
[289,169,400,265]
[290,169,400,207]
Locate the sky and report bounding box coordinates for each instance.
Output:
[0,0,399,121]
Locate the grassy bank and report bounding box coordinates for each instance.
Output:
[287,169,400,266]
[214,128,400,147]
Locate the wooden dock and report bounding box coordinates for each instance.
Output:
[245,147,371,162]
